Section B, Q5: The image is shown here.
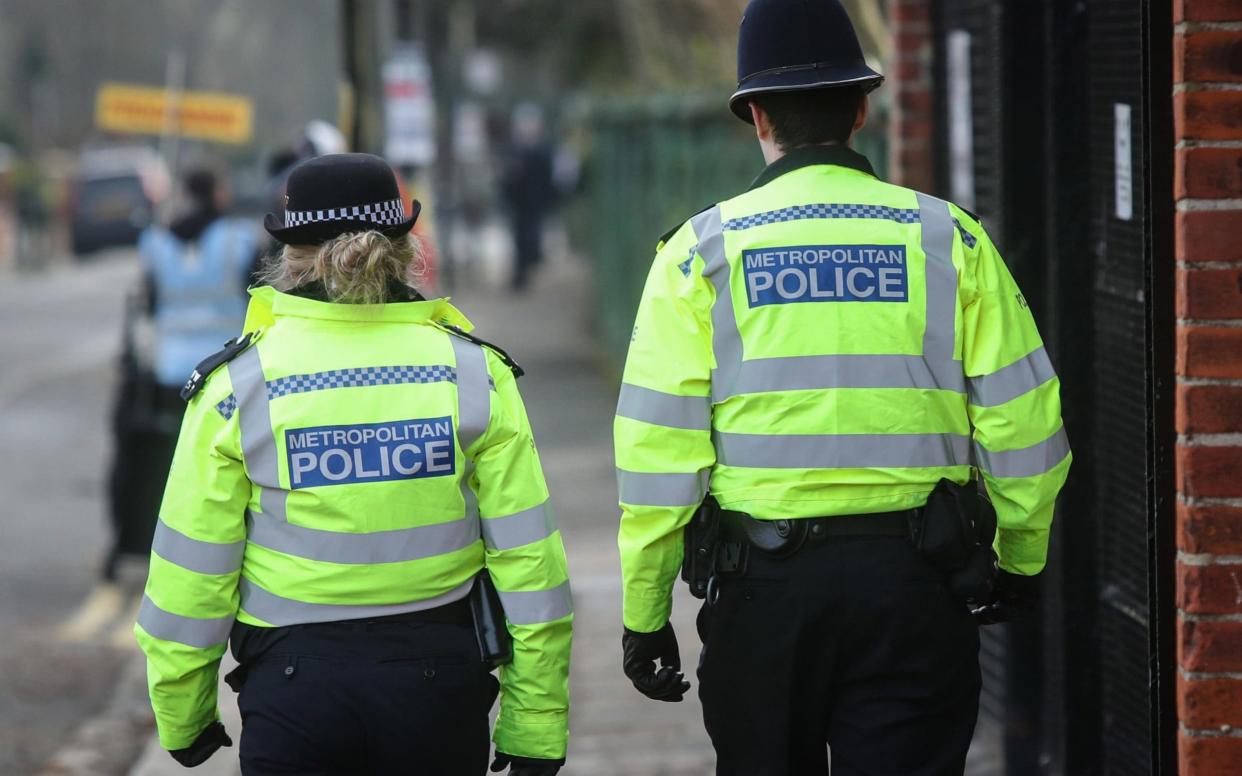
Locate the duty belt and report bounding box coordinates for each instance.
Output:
[718,508,917,558]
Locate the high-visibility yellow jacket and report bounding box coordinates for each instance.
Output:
[135,285,573,760]
[616,145,1071,633]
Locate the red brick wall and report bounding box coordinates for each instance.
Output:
[888,0,935,191]
[1175,1,1242,772]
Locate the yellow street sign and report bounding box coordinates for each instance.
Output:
[95,83,254,145]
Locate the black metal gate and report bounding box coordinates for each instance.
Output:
[930,1,1176,773]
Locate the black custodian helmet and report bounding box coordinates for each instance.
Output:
[729,0,884,123]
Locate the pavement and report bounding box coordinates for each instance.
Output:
[5,245,1001,775]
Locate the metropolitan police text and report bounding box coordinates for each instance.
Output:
[285,417,456,489]
[742,244,909,307]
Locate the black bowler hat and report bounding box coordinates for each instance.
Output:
[729,0,884,124]
[264,153,421,245]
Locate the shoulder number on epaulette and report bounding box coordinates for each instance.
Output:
[180,332,257,401]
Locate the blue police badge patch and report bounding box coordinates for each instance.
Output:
[741,245,909,308]
[286,417,455,489]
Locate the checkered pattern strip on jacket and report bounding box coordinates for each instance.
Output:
[214,365,458,420]
[283,198,406,228]
[722,204,921,231]
[718,204,980,248]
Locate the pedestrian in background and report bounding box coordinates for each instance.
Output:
[615,1,1070,774]
[134,154,572,775]
[106,166,255,576]
[500,103,555,292]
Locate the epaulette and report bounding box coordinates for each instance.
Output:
[441,325,525,379]
[656,203,715,249]
[958,206,983,226]
[180,332,257,401]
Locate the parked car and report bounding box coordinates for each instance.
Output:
[69,147,168,257]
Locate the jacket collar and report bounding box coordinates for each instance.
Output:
[246,284,474,330]
[748,144,877,192]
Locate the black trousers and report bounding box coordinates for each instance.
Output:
[697,535,981,776]
[234,616,497,776]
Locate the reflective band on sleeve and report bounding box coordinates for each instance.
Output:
[136,595,233,649]
[616,468,709,507]
[974,426,1070,479]
[246,511,479,565]
[694,207,746,404]
[481,502,557,550]
[714,432,971,470]
[967,348,1057,408]
[616,383,712,430]
[151,520,245,576]
[227,347,288,522]
[497,581,574,625]
[452,337,492,453]
[725,353,965,395]
[239,576,474,626]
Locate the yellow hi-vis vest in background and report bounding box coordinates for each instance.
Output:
[615,145,1071,633]
[134,285,573,760]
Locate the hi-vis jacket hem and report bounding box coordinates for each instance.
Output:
[615,147,1070,632]
[136,285,572,760]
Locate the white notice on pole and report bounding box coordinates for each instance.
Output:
[384,45,436,168]
[947,31,975,211]
[1114,103,1133,221]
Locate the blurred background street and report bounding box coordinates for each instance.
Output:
[0,0,1204,773]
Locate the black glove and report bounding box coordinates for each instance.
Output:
[622,622,690,702]
[490,751,563,775]
[168,721,232,768]
[971,570,1040,626]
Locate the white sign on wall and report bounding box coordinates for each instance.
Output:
[1114,103,1133,221]
[947,30,975,211]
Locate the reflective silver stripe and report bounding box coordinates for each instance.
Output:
[239,576,474,626]
[481,502,557,550]
[452,337,491,453]
[151,519,245,575]
[967,348,1057,408]
[974,426,1070,478]
[616,383,712,430]
[136,595,233,648]
[497,581,573,625]
[246,511,480,565]
[916,193,958,366]
[228,347,288,521]
[726,353,965,395]
[694,207,746,404]
[616,468,708,507]
[715,432,971,470]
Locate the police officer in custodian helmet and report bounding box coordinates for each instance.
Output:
[135,153,572,775]
[614,1,1071,774]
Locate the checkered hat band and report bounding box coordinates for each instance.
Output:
[720,203,979,248]
[214,364,496,420]
[284,198,406,229]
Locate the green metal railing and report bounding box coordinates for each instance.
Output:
[572,94,888,366]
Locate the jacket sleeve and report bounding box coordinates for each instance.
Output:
[956,211,1072,576]
[615,222,716,633]
[467,352,572,761]
[133,375,248,750]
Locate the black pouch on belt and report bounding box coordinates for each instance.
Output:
[469,571,513,668]
[914,478,999,603]
[682,496,722,599]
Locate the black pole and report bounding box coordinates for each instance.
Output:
[340,0,383,154]
[1142,0,1177,770]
